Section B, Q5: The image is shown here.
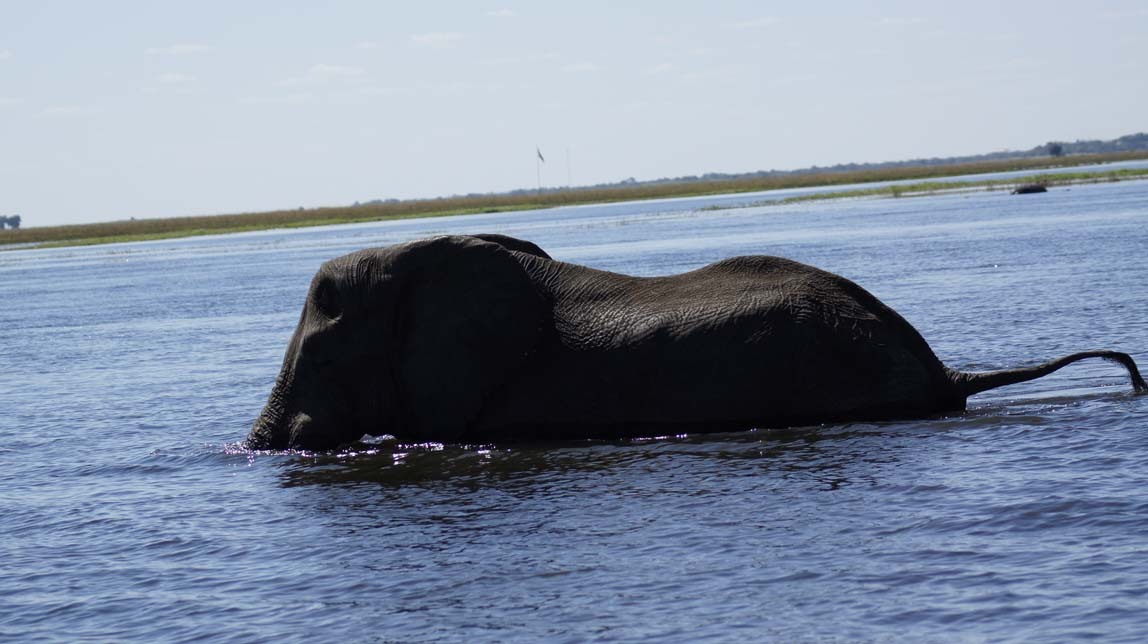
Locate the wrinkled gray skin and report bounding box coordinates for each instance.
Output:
[248,234,1147,450]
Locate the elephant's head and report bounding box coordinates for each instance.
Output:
[246,235,548,451]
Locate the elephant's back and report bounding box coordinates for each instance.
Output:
[491,254,956,430]
[588,255,891,337]
[685,255,867,302]
[547,254,929,354]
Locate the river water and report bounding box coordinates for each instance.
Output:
[3,180,1147,642]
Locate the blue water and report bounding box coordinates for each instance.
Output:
[3,181,1147,642]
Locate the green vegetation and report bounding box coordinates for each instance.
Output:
[696,168,1148,212]
[4,150,1148,250]
[772,168,1148,205]
[19,204,543,249]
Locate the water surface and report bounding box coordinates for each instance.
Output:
[3,181,1147,642]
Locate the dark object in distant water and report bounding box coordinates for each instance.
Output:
[246,233,1148,451]
[1011,184,1048,195]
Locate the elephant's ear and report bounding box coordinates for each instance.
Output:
[393,236,546,441]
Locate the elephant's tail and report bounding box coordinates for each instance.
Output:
[949,350,1148,399]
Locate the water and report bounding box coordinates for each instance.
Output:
[2,181,1147,642]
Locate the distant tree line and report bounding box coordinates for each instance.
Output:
[0,215,20,230]
[364,132,1148,203]
[552,132,1148,197]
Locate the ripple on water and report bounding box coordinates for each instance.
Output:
[4,183,1148,642]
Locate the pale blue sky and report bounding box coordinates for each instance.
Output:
[2,1,1146,226]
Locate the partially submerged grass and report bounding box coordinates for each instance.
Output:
[700,168,1148,211]
[5,150,1148,250]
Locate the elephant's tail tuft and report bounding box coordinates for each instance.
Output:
[949,350,1148,399]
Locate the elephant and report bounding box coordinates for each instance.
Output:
[246,234,1146,450]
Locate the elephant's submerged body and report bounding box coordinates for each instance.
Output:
[479,255,957,440]
[248,235,1146,451]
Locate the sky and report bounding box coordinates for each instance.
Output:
[2,1,1146,227]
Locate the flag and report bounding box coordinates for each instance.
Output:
[536,147,545,163]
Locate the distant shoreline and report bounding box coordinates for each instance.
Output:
[5,151,1148,251]
[701,166,1148,210]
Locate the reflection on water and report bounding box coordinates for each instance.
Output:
[2,179,1147,641]
[276,428,849,489]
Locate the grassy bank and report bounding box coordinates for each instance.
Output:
[5,150,1148,250]
[767,167,1148,206]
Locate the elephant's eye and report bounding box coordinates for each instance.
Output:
[313,280,343,320]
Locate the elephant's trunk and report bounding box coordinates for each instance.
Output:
[949,350,1148,399]
[247,372,294,449]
